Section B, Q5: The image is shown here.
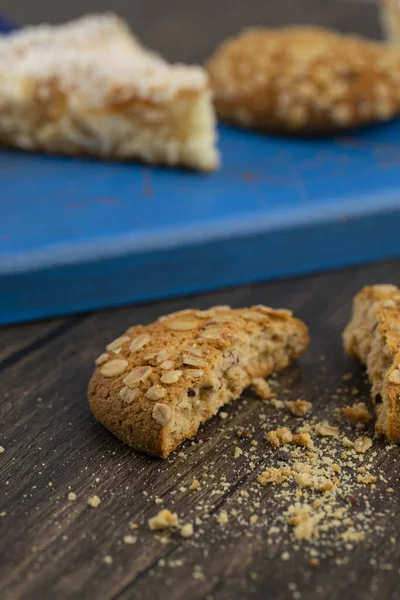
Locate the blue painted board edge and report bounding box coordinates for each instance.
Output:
[2,208,400,325]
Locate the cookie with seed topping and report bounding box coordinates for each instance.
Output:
[88,305,309,457]
[344,284,400,443]
[207,26,400,134]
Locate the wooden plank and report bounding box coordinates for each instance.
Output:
[0,318,81,364]
[0,260,400,600]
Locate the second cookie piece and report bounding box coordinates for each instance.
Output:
[208,26,400,134]
[344,284,400,444]
[88,305,309,458]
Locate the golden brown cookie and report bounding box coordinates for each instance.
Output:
[88,305,309,457]
[343,284,400,443]
[207,26,400,135]
[380,0,400,49]
[0,14,219,171]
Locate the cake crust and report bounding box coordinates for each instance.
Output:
[88,305,309,457]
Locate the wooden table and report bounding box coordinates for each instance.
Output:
[2,1,400,599]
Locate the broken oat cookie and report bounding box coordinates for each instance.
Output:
[343,284,400,443]
[88,305,309,457]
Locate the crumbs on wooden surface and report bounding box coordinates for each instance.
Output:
[87,495,101,508]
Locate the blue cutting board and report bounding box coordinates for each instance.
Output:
[1,20,400,325]
[2,121,400,325]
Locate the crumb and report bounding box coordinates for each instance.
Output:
[87,495,101,508]
[287,503,321,541]
[123,535,137,545]
[357,474,377,484]
[234,447,243,459]
[129,522,138,530]
[0,446,5,454]
[155,497,163,504]
[386,488,394,493]
[0,511,6,517]
[281,551,290,561]
[314,422,339,438]
[219,411,228,420]
[258,466,292,485]
[217,510,229,525]
[250,515,258,524]
[292,432,314,450]
[148,509,179,531]
[265,427,293,448]
[252,378,275,399]
[287,400,312,417]
[271,398,285,409]
[180,523,194,538]
[190,479,200,490]
[103,555,113,565]
[353,437,373,453]
[310,558,320,567]
[341,529,366,543]
[68,492,77,501]
[237,427,251,439]
[342,436,354,448]
[342,402,372,425]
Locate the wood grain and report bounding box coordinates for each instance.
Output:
[1,1,399,599]
[1,261,400,600]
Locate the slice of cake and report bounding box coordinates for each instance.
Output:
[88,305,309,457]
[380,0,400,49]
[343,284,400,443]
[0,14,219,171]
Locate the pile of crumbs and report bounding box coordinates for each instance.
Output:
[51,374,398,587]
[138,377,397,574]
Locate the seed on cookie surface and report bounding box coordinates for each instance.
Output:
[199,330,223,341]
[106,336,130,353]
[167,319,199,331]
[119,387,139,404]
[389,369,400,384]
[160,360,175,370]
[123,366,153,388]
[185,369,204,378]
[187,347,203,357]
[156,350,170,363]
[100,359,129,377]
[195,309,216,318]
[161,370,183,384]
[146,385,167,401]
[182,355,205,367]
[129,334,151,352]
[95,353,109,366]
[152,403,172,425]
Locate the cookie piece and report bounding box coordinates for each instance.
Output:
[343,284,400,443]
[380,0,400,49]
[88,305,309,457]
[207,26,400,134]
[0,14,218,171]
